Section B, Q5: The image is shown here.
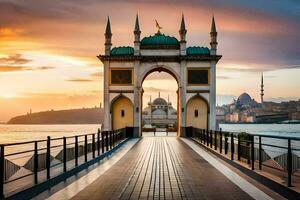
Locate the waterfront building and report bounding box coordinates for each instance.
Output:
[98,15,222,136]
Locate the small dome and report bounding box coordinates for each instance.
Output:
[187,46,210,55]
[152,97,168,105]
[141,33,179,49]
[110,46,134,56]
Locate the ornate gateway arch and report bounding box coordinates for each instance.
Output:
[98,15,222,137]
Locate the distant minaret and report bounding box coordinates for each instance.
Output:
[260,73,264,104]
[158,92,160,98]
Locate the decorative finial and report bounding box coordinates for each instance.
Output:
[155,19,162,34]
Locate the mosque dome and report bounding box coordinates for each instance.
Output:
[152,97,168,106]
[141,33,179,49]
[236,93,253,105]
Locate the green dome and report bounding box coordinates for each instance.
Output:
[187,46,210,55]
[141,33,179,48]
[110,46,134,56]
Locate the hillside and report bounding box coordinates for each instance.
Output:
[7,107,104,124]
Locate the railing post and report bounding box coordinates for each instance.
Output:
[84,135,88,162]
[247,140,250,164]
[112,131,115,147]
[46,136,51,180]
[225,134,228,155]
[92,134,95,159]
[97,129,100,156]
[251,136,255,170]
[0,145,4,199]
[259,136,262,170]
[200,129,203,143]
[106,131,109,152]
[238,135,241,161]
[214,131,217,150]
[75,136,78,167]
[287,138,292,187]
[231,133,234,160]
[219,130,222,154]
[101,131,105,154]
[34,141,38,184]
[109,131,112,150]
[206,130,209,147]
[210,130,213,148]
[63,137,67,172]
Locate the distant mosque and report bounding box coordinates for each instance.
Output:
[142,93,177,128]
[231,73,264,110]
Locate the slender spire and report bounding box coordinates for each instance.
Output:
[261,72,264,104]
[210,15,218,55]
[158,92,160,98]
[134,14,140,33]
[180,14,186,33]
[211,15,216,33]
[104,16,112,55]
[105,16,112,36]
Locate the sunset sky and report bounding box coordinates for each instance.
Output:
[0,0,300,122]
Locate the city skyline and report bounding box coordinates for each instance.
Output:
[1,0,300,122]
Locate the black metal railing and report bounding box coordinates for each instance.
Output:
[0,127,133,199]
[187,127,300,188]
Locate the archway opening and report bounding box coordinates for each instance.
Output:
[141,69,179,137]
[111,95,134,130]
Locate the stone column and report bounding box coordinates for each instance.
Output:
[179,60,186,137]
[209,60,216,130]
[133,60,141,137]
[103,60,111,131]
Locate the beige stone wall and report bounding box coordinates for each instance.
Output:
[186,96,208,129]
[112,96,133,130]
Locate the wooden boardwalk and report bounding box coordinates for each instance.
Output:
[72,137,253,200]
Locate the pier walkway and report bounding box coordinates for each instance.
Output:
[48,137,277,200]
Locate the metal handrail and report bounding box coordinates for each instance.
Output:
[0,127,132,199]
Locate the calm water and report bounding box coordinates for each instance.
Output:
[0,124,101,144]
[219,123,300,138]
